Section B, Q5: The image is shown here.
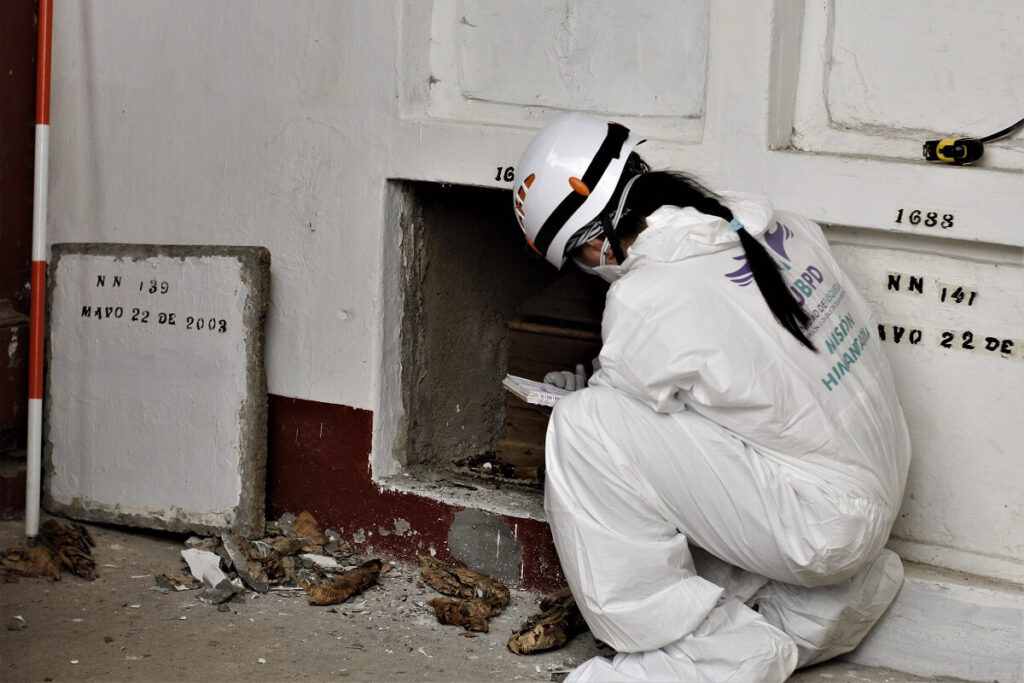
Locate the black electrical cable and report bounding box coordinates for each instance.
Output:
[923,116,1024,164]
[978,117,1024,143]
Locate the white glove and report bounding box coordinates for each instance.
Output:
[544,364,588,392]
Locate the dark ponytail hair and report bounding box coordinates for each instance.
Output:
[615,166,816,351]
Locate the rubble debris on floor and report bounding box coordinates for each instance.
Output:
[1,546,61,582]
[39,518,98,580]
[0,519,613,682]
[288,510,328,545]
[168,510,381,608]
[165,512,591,654]
[1,518,96,582]
[428,594,500,632]
[1,519,938,681]
[419,554,512,633]
[4,512,595,660]
[307,559,383,606]
[508,587,589,655]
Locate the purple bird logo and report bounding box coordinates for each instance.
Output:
[725,221,794,286]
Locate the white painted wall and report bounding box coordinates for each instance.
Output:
[48,1,1023,583]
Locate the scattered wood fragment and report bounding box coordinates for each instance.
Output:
[306,559,382,606]
[508,587,588,655]
[0,547,62,582]
[155,573,201,591]
[40,519,97,580]
[426,597,493,632]
[418,555,510,615]
[269,537,304,556]
[291,510,328,545]
[513,465,542,480]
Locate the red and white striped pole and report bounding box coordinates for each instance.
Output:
[27,0,54,540]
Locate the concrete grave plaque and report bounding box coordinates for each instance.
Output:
[45,244,270,536]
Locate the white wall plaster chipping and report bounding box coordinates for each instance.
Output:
[45,245,269,536]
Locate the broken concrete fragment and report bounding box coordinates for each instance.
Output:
[276,513,297,537]
[199,578,242,605]
[306,559,382,606]
[418,555,510,616]
[426,597,493,632]
[300,553,342,571]
[325,528,341,542]
[214,543,232,568]
[220,533,269,593]
[180,548,228,589]
[7,615,27,631]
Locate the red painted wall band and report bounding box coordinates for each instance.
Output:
[266,395,566,592]
[35,0,53,125]
[28,261,46,399]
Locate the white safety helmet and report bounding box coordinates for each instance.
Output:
[513,113,645,268]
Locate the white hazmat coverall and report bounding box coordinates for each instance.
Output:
[547,194,911,682]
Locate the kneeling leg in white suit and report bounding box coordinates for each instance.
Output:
[545,387,903,681]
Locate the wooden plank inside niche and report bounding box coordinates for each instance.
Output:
[494,270,606,478]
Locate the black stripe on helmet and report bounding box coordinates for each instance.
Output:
[532,122,630,258]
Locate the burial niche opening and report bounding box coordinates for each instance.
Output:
[397,181,607,488]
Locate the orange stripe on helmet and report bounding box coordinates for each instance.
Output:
[568,176,590,196]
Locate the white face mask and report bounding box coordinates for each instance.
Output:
[592,263,623,283]
[595,237,624,282]
[572,239,624,283]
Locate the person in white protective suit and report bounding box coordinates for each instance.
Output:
[511,113,911,682]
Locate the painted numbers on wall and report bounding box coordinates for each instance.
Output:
[80,274,228,333]
[886,271,978,306]
[879,271,1020,359]
[878,324,1020,359]
[894,208,955,229]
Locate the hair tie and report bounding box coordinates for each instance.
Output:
[730,219,744,232]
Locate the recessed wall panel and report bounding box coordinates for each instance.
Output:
[828,2,1023,135]
[790,0,1024,168]
[423,0,709,140]
[457,0,707,117]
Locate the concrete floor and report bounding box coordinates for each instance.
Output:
[1,519,961,682]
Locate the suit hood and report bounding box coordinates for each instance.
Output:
[621,193,773,274]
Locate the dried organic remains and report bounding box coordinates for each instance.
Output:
[306,559,382,606]
[426,596,494,632]
[40,519,97,580]
[508,587,588,655]
[418,555,511,633]
[418,554,510,614]
[0,547,62,582]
